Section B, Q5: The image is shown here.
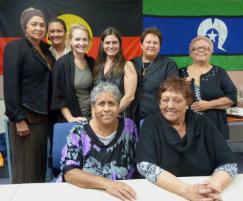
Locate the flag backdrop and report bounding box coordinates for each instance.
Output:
[0,0,142,74]
[1,0,243,75]
[143,0,243,70]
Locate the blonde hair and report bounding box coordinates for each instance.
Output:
[189,36,213,53]
[68,24,91,40]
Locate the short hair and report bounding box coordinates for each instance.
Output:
[48,18,67,33]
[189,36,213,53]
[90,82,122,106]
[68,24,91,40]
[141,27,162,45]
[159,76,193,105]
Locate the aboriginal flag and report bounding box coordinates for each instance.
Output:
[0,0,142,74]
[143,0,243,70]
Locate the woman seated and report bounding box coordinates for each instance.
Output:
[135,77,237,201]
[60,82,137,201]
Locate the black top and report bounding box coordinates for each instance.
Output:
[131,55,178,122]
[180,65,237,139]
[3,37,55,122]
[135,110,236,177]
[51,52,95,119]
[95,65,124,95]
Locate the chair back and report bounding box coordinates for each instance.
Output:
[52,122,78,170]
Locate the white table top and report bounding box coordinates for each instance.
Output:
[2,174,243,201]
[0,184,20,201]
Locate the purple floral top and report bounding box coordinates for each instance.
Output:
[60,118,138,180]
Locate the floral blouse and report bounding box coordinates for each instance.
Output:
[60,118,138,181]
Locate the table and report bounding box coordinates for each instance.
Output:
[2,174,243,201]
[0,184,20,201]
[228,115,243,126]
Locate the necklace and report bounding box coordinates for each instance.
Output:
[142,62,153,76]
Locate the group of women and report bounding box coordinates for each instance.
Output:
[3,7,238,201]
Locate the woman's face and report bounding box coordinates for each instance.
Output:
[141,33,160,60]
[102,34,120,57]
[92,92,119,125]
[70,28,90,54]
[48,22,66,46]
[26,16,46,41]
[190,39,212,63]
[160,90,188,125]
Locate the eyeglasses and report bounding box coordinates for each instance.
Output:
[191,46,210,52]
[160,98,184,105]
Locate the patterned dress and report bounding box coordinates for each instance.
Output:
[60,118,138,180]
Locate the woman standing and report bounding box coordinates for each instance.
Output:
[93,27,137,116]
[3,7,55,183]
[131,27,178,123]
[51,24,95,122]
[47,18,70,60]
[180,36,237,139]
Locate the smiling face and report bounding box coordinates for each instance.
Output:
[190,39,212,63]
[70,28,90,55]
[92,92,120,126]
[160,90,188,125]
[48,22,66,46]
[102,34,120,58]
[141,33,160,61]
[25,16,46,42]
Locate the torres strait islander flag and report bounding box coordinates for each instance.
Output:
[143,0,243,70]
[0,0,142,74]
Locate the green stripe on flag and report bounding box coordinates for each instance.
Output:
[144,0,243,16]
[173,55,243,70]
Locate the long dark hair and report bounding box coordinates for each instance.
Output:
[93,27,126,82]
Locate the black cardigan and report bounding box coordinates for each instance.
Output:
[135,110,236,177]
[3,37,55,122]
[131,55,178,122]
[51,52,95,118]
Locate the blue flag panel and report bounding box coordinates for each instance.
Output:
[144,16,243,55]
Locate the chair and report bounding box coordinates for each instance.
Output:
[52,122,78,170]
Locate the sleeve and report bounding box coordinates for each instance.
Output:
[204,117,237,173]
[137,162,163,183]
[214,163,238,179]
[166,57,179,78]
[126,118,138,163]
[135,117,160,165]
[60,125,84,176]
[3,41,27,122]
[219,68,237,105]
[51,59,68,110]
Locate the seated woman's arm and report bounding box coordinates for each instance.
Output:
[119,61,137,112]
[207,163,238,192]
[137,162,222,201]
[64,168,136,201]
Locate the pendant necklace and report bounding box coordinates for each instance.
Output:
[142,62,153,76]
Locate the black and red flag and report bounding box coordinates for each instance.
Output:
[0,0,142,74]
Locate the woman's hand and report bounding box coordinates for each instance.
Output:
[16,120,29,136]
[68,116,87,123]
[104,180,136,201]
[184,183,222,201]
[185,76,193,82]
[191,100,210,112]
[202,180,222,201]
